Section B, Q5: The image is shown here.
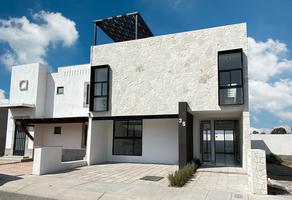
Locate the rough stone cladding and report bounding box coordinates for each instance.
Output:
[91,23,248,116]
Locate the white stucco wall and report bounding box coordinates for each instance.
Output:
[88,119,178,165]
[91,23,248,116]
[45,64,90,118]
[9,63,47,115]
[5,63,48,152]
[34,123,83,149]
[33,146,87,175]
[5,63,90,153]
[251,134,292,155]
[107,119,178,164]
[88,120,108,164]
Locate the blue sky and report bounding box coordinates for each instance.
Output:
[0,0,292,132]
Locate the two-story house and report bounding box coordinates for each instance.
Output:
[3,12,250,173]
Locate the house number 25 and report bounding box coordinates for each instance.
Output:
[178,118,186,127]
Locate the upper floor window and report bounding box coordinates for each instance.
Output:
[90,65,109,111]
[83,82,90,107]
[56,86,64,95]
[218,49,244,105]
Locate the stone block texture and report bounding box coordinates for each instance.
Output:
[247,149,267,194]
[91,23,248,116]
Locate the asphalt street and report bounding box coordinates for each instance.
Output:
[0,191,55,200]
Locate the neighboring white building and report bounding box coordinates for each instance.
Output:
[3,12,250,173]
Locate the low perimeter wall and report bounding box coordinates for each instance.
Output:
[251,134,292,155]
[33,146,87,175]
[247,149,267,195]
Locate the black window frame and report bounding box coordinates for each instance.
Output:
[218,49,244,106]
[112,119,143,156]
[54,127,61,135]
[86,83,90,105]
[89,65,110,111]
[56,86,64,95]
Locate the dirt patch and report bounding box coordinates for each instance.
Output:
[0,161,32,176]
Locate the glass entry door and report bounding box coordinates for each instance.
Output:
[214,120,238,166]
[200,121,212,162]
[200,120,240,166]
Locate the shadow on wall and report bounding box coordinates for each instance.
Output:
[251,140,272,154]
[45,73,55,117]
[267,163,292,181]
[0,174,23,186]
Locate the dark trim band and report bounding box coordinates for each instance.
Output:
[92,114,178,121]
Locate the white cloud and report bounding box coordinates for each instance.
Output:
[0,89,8,104]
[276,111,292,121]
[248,37,292,121]
[248,37,292,81]
[249,79,292,112]
[0,10,79,69]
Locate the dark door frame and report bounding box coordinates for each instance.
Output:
[13,125,26,156]
[200,120,212,162]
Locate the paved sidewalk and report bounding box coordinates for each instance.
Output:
[186,166,249,193]
[0,163,291,200]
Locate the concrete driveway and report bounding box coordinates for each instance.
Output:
[0,163,289,200]
[45,163,177,187]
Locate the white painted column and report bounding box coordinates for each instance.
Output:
[5,110,15,155]
[86,115,93,165]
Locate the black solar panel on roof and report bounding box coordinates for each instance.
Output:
[94,12,153,43]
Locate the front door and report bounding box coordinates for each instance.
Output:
[200,120,240,166]
[13,125,26,156]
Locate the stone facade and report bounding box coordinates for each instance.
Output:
[247,149,267,194]
[91,23,248,116]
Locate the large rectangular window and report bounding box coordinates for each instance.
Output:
[113,120,142,156]
[90,65,109,111]
[218,49,244,105]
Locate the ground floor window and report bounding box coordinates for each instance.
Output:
[113,120,142,156]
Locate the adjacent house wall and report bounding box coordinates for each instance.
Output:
[251,134,292,155]
[91,23,248,116]
[5,63,48,156]
[45,64,90,118]
[5,63,90,156]
[34,123,83,149]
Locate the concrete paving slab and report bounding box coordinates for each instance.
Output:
[0,163,290,200]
